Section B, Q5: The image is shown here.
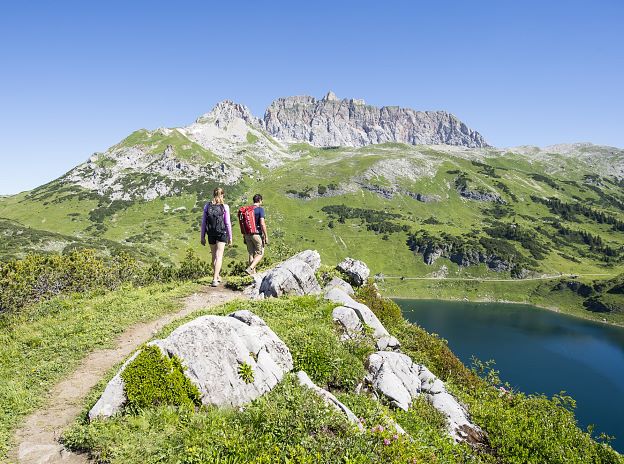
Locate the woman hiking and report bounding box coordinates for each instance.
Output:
[200,187,232,287]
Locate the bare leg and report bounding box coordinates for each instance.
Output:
[249,253,263,271]
[210,243,217,270]
[213,241,226,282]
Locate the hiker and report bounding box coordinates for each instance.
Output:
[238,193,269,275]
[200,187,232,287]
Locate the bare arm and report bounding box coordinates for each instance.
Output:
[260,217,268,244]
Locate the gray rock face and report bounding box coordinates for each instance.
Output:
[325,276,355,295]
[257,250,322,298]
[365,351,485,444]
[89,310,293,419]
[337,257,370,287]
[263,92,488,148]
[325,287,389,339]
[296,370,364,432]
[332,305,364,340]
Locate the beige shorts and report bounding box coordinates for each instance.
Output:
[244,234,264,257]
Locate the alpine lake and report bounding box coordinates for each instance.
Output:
[396,299,624,452]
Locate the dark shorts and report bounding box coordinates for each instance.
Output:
[208,233,228,245]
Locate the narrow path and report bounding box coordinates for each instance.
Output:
[10,286,241,464]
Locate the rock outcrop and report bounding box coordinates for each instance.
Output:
[365,351,485,444]
[325,287,400,351]
[250,250,322,299]
[263,92,488,148]
[337,257,370,287]
[89,310,292,419]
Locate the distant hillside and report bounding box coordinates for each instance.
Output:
[0,94,622,308]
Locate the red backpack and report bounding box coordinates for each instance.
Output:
[238,205,258,234]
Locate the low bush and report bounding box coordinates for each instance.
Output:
[0,248,213,315]
[121,345,201,413]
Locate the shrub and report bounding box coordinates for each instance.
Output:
[121,345,201,413]
[225,275,254,291]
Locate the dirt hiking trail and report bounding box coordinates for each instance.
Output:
[10,286,240,464]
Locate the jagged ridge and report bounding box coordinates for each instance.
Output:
[263,91,488,148]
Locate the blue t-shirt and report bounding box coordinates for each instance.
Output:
[254,206,265,233]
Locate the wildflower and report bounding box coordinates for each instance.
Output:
[383,438,391,446]
[393,434,399,441]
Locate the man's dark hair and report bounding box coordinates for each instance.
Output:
[253,194,263,203]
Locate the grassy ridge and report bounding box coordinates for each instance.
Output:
[1,143,622,322]
[60,286,623,463]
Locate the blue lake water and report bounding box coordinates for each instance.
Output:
[396,299,624,452]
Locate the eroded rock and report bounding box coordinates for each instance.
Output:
[365,351,485,444]
[337,258,370,287]
[89,310,293,419]
[253,250,322,298]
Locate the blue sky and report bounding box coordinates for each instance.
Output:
[1,0,622,194]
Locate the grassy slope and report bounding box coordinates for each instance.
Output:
[59,285,623,463]
[0,281,201,460]
[0,142,622,318]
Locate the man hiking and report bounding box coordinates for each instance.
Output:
[200,187,232,287]
[238,193,268,275]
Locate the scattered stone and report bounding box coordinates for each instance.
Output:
[257,250,322,298]
[375,335,401,351]
[337,257,370,287]
[365,351,485,444]
[325,287,389,339]
[296,370,364,432]
[332,305,364,340]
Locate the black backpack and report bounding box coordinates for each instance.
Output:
[205,203,225,235]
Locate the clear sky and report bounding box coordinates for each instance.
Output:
[1,0,623,194]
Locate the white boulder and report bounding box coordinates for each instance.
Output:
[365,351,485,444]
[337,257,370,287]
[325,276,355,295]
[89,310,293,420]
[255,250,322,298]
[325,287,389,340]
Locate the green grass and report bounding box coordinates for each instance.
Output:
[60,288,623,463]
[1,141,622,322]
[0,280,202,460]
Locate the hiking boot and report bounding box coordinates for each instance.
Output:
[245,267,256,276]
[210,280,219,287]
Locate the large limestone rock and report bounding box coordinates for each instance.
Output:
[89,310,292,419]
[337,257,370,287]
[255,250,322,298]
[326,287,400,351]
[365,351,485,444]
[325,287,388,339]
[263,92,489,148]
[296,370,364,432]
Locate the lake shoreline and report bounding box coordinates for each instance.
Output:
[385,294,624,328]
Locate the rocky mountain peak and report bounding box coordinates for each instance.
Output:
[323,90,339,102]
[196,100,260,128]
[263,93,488,148]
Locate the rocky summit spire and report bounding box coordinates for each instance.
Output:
[263,93,489,148]
[323,91,339,102]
